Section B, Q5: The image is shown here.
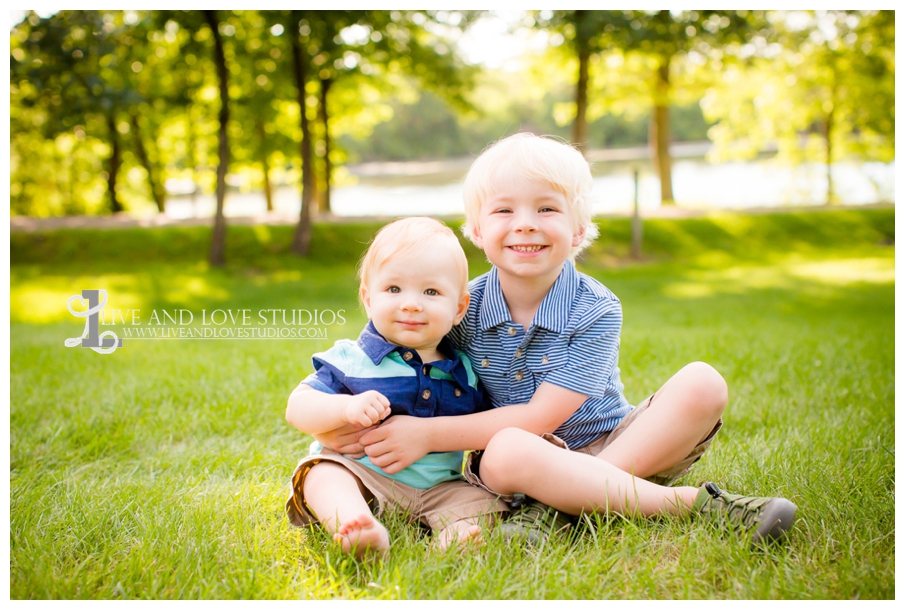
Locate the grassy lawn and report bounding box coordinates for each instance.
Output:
[9,208,894,599]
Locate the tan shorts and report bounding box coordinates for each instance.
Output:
[286,448,509,532]
[464,392,723,503]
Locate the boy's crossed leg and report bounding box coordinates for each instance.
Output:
[483,430,795,548]
[595,361,726,480]
[480,427,699,517]
[482,361,727,534]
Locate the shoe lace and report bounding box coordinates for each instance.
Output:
[707,492,771,529]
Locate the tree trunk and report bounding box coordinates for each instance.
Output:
[571,46,590,155]
[66,145,77,214]
[824,111,834,206]
[131,114,165,213]
[256,120,274,212]
[650,55,674,205]
[291,15,314,256]
[105,113,123,214]
[824,67,837,206]
[185,94,200,217]
[205,9,229,267]
[318,77,333,215]
[262,154,274,213]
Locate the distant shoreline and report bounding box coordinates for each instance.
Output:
[10,202,894,234]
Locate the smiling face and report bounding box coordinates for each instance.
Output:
[462,133,598,263]
[361,241,469,360]
[471,166,586,287]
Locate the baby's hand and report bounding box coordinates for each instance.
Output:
[344,390,391,428]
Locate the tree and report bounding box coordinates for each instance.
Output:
[11,10,146,214]
[278,9,476,255]
[163,9,234,266]
[304,10,476,217]
[531,10,617,154]
[202,10,230,266]
[11,10,202,216]
[225,11,295,213]
[532,10,764,204]
[613,10,765,205]
[702,10,894,205]
[284,11,317,256]
[125,12,176,213]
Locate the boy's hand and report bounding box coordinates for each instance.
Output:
[361,415,430,473]
[344,390,391,428]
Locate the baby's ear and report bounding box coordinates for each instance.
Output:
[454,291,471,324]
[360,286,372,318]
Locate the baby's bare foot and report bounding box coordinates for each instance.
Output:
[333,513,390,560]
[435,522,484,553]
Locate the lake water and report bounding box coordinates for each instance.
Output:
[163,150,896,220]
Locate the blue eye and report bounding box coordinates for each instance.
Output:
[388,286,400,293]
[425,288,439,296]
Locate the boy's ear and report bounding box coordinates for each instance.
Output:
[454,291,471,325]
[470,224,484,249]
[571,224,587,248]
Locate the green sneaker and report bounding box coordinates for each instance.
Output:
[693,482,797,546]
[499,499,574,546]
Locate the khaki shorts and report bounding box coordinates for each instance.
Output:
[464,391,723,503]
[286,448,509,532]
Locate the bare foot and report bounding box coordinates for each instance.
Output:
[333,513,390,560]
[434,521,484,553]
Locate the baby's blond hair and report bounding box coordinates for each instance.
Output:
[358,217,469,299]
[462,133,599,260]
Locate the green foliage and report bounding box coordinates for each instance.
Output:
[9,10,894,217]
[9,10,476,217]
[9,209,894,598]
[702,10,894,166]
[338,78,712,162]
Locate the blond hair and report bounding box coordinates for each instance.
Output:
[359,217,469,298]
[462,133,599,259]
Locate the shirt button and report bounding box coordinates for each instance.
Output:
[454,388,462,397]
[542,355,548,364]
[422,389,431,400]
[403,351,413,361]
[422,366,429,375]
[508,327,516,336]
[481,358,489,367]
[515,348,522,358]
[515,371,523,381]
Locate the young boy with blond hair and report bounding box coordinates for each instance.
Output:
[285,217,508,558]
[318,133,796,546]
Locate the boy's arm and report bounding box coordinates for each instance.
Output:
[363,296,623,473]
[286,384,391,435]
[361,381,587,474]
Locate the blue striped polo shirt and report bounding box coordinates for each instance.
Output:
[302,321,491,488]
[449,261,632,450]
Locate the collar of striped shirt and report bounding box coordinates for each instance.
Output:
[479,261,581,333]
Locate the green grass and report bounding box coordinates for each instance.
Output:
[10,208,894,599]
